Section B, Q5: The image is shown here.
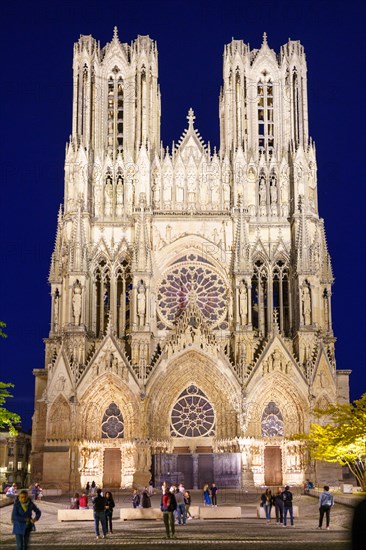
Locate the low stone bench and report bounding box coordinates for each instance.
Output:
[187,505,200,518]
[58,509,94,521]
[256,506,299,519]
[42,489,62,496]
[200,506,242,519]
[120,508,163,520]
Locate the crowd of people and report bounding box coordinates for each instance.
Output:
[5,479,365,546]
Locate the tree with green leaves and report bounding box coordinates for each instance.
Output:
[0,321,21,435]
[298,394,366,491]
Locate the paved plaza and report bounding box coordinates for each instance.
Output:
[0,491,355,549]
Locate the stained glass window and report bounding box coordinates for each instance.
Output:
[101,402,124,439]
[157,258,227,328]
[170,385,215,438]
[261,401,284,437]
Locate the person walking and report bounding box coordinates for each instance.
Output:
[318,485,334,530]
[161,486,177,539]
[175,488,186,525]
[282,485,294,527]
[105,491,115,534]
[261,488,273,523]
[203,484,211,506]
[93,488,107,540]
[12,489,41,550]
[274,487,284,524]
[211,483,218,506]
[184,490,192,519]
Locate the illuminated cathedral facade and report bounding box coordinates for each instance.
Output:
[31,28,350,489]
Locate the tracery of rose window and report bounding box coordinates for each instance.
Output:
[261,401,284,437]
[157,255,227,328]
[170,385,215,438]
[101,402,124,439]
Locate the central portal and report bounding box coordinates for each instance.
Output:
[264,446,282,486]
[103,448,121,488]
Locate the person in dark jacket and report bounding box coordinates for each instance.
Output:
[12,489,41,550]
[282,485,294,527]
[104,491,115,534]
[274,487,284,524]
[93,488,107,539]
[260,488,273,523]
[132,488,140,508]
[141,488,151,508]
[161,487,177,539]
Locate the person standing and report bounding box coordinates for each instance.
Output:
[70,492,80,509]
[141,488,151,508]
[175,488,186,525]
[12,489,41,550]
[91,480,96,496]
[79,493,88,509]
[318,485,334,530]
[105,491,115,534]
[161,487,177,539]
[93,488,107,540]
[261,489,273,523]
[274,487,284,524]
[132,488,140,508]
[282,485,294,527]
[211,483,218,506]
[85,481,90,496]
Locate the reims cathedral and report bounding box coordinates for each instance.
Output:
[31,28,350,490]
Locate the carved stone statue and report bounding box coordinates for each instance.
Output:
[270,177,277,204]
[239,283,248,325]
[116,176,123,216]
[302,286,311,325]
[54,293,59,330]
[259,177,266,205]
[72,283,82,325]
[137,282,146,327]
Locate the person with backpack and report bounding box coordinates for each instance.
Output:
[161,487,177,539]
[282,485,294,527]
[318,485,334,530]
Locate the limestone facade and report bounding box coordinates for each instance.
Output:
[31,29,350,490]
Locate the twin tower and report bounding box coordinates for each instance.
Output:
[32,28,349,490]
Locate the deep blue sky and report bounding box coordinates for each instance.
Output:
[1,0,365,430]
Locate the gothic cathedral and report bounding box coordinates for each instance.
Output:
[31,29,350,490]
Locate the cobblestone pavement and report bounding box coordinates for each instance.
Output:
[0,492,354,549]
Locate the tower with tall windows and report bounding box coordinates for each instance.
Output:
[31,30,349,490]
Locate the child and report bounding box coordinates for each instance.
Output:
[12,489,41,550]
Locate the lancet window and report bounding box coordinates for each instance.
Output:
[170,385,215,438]
[257,79,274,155]
[261,401,284,437]
[101,402,124,439]
[107,71,124,155]
[252,259,291,337]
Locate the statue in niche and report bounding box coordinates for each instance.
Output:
[104,176,113,216]
[111,354,119,374]
[175,173,184,204]
[211,180,220,206]
[165,225,172,243]
[302,286,311,325]
[55,375,66,392]
[54,293,60,330]
[163,174,172,205]
[272,349,282,370]
[116,176,124,216]
[223,181,230,206]
[270,176,278,204]
[323,292,329,328]
[239,282,248,325]
[137,282,146,327]
[72,283,82,326]
[187,174,196,204]
[93,184,102,216]
[259,176,266,205]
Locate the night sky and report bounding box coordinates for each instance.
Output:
[1,0,365,431]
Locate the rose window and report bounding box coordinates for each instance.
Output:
[170,385,215,437]
[261,401,284,437]
[157,256,227,328]
[101,402,124,439]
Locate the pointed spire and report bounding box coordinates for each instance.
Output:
[187,108,196,129]
[232,196,250,274]
[319,220,333,282]
[113,26,119,41]
[49,205,63,282]
[70,200,87,272]
[133,194,152,273]
[262,32,268,46]
[296,196,310,273]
